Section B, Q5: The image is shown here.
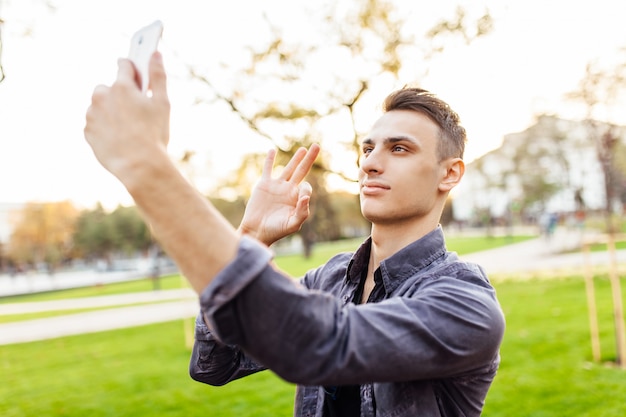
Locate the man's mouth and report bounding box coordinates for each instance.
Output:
[361,181,390,195]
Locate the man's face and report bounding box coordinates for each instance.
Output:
[358,109,447,226]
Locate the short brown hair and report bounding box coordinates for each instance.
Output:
[382,87,466,160]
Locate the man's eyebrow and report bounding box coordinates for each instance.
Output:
[386,136,417,144]
[361,136,418,145]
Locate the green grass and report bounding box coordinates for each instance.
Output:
[484,276,626,416]
[0,299,187,324]
[275,234,535,277]
[587,240,626,252]
[446,234,535,254]
[0,274,185,304]
[2,275,626,416]
[11,233,626,416]
[273,237,363,276]
[0,320,294,417]
[0,305,120,323]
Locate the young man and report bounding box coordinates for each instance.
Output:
[84,53,504,416]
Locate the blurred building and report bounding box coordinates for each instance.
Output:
[453,115,626,224]
[0,203,23,245]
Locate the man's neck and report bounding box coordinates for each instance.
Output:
[369,220,439,268]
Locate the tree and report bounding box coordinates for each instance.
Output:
[567,51,626,368]
[469,153,507,234]
[73,204,154,264]
[0,241,6,272]
[328,191,370,238]
[108,205,153,255]
[567,52,626,232]
[188,0,492,252]
[73,203,115,262]
[209,196,247,228]
[8,201,78,272]
[508,121,567,216]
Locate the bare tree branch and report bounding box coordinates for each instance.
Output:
[188,66,282,150]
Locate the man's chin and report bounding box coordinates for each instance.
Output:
[360,209,386,224]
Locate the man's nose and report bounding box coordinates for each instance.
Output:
[360,149,383,174]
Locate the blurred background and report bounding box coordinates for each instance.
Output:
[2,0,626,273]
[2,1,626,416]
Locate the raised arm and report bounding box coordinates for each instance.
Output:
[84,53,319,294]
[84,53,238,294]
[238,145,320,246]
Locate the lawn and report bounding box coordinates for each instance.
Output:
[0,320,295,417]
[274,234,535,277]
[3,276,625,416]
[0,274,186,304]
[3,233,626,416]
[484,276,626,416]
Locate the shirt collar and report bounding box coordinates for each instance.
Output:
[346,226,448,293]
[346,238,372,284]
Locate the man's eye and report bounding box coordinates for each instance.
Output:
[362,147,373,154]
[392,146,406,152]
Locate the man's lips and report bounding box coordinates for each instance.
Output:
[361,181,390,195]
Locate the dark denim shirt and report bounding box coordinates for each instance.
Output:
[190,227,505,416]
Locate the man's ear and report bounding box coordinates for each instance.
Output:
[439,158,464,193]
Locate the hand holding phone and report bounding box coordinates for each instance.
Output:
[128,20,163,93]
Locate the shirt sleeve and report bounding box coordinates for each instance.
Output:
[189,313,266,386]
[200,237,504,386]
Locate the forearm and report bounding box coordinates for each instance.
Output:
[121,149,239,293]
[84,54,238,293]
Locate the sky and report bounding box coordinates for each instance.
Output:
[1,0,626,210]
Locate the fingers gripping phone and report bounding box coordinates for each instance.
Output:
[128,20,163,93]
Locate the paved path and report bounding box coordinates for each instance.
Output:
[0,288,196,314]
[463,228,626,276]
[0,289,198,345]
[2,227,624,346]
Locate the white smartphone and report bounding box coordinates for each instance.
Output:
[128,20,163,93]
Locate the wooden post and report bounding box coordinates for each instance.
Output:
[181,274,194,349]
[583,242,601,363]
[607,234,626,368]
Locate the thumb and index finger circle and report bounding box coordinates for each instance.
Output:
[298,181,313,199]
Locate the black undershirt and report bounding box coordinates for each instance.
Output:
[322,385,361,417]
[322,269,368,417]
